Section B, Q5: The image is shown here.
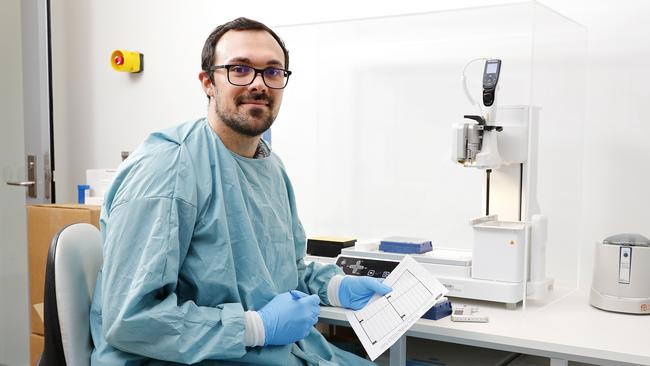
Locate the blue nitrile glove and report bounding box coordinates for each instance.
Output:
[257,290,320,346]
[339,276,392,310]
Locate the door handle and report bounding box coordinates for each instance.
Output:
[6,181,36,186]
[6,155,37,198]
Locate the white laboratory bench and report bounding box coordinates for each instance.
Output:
[318,288,650,366]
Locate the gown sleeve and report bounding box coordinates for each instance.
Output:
[98,143,248,363]
[295,227,343,305]
[284,171,344,305]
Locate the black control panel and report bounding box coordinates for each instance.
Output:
[482,59,501,89]
[335,256,399,278]
[482,59,501,107]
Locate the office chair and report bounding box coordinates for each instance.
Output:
[38,223,102,366]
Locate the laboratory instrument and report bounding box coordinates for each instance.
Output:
[590,233,650,314]
[330,58,551,308]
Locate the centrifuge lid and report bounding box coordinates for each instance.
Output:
[603,233,650,247]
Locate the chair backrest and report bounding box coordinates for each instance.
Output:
[39,223,102,366]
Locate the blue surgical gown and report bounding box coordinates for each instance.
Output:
[89,118,373,365]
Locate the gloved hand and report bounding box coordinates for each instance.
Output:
[339,276,392,310]
[257,290,320,346]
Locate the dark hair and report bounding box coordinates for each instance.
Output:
[201,17,289,79]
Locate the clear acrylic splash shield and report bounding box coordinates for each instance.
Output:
[273,2,587,305]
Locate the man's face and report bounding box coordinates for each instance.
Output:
[209,30,286,137]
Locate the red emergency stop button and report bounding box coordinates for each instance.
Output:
[110,49,142,73]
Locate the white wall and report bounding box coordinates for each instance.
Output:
[51,0,650,288]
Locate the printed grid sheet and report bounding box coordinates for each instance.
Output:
[345,255,448,361]
[354,270,433,344]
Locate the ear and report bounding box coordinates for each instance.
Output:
[199,71,215,98]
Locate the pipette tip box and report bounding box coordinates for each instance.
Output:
[379,236,432,254]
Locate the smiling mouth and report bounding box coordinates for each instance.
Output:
[236,93,273,108]
[241,101,268,106]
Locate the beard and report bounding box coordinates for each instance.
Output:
[215,92,276,137]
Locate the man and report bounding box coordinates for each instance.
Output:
[90,17,391,365]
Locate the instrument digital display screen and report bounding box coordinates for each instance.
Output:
[486,62,498,74]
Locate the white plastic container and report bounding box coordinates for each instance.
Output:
[85,169,117,205]
[472,220,526,283]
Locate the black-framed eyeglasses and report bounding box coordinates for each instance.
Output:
[207,64,292,89]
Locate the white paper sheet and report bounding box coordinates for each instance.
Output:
[346,255,448,360]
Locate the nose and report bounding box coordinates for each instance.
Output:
[249,70,267,91]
